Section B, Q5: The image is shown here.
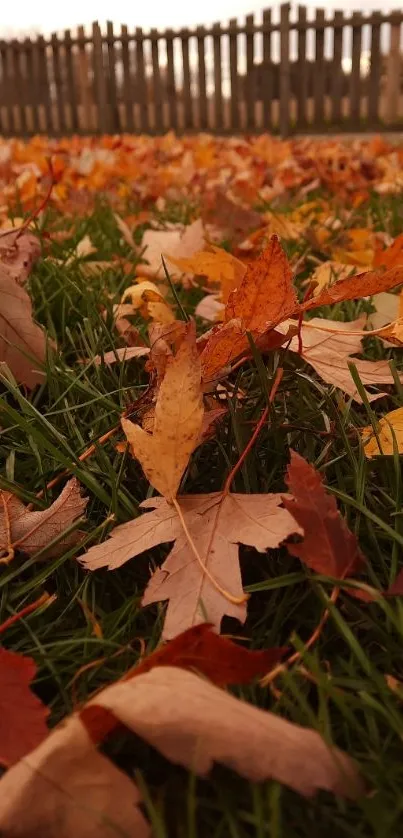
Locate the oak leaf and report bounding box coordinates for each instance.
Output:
[0,269,47,388]
[283,450,364,578]
[361,407,403,458]
[0,648,49,767]
[81,492,300,639]
[0,478,88,561]
[121,323,204,502]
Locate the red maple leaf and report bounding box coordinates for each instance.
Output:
[283,451,364,579]
[0,648,49,767]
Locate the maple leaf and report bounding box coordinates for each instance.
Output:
[0,478,88,562]
[302,265,403,312]
[283,450,364,578]
[0,226,40,285]
[0,268,47,388]
[167,246,246,303]
[81,492,300,639]
[0,647,49,767]
[361,407,403,458]
[373,233,403,270]
[0,714,149,838]
[121,322,204,502]
[285,317,403,403]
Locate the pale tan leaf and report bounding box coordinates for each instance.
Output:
[90,346,150,366]
[121,323,204,501]
[195,294,225,322]
[88,666,363,799]
[308,261,358,297]
[114,212,137,250]
[0,227,40,285]
[0,478,88,559]
[140,219,205,279]
[0,269,47,388]
[0,715,149,838]
[121,280,175,324]
[82,491,300,638]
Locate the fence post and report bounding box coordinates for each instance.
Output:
[92,21,108,133]
[385,16,401,125]
[279,3,291,137]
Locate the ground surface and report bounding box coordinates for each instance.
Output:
[1,133,403,836]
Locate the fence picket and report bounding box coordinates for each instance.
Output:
[196,27,208,130]
[106,22,120,133]
[332,11,344,125]
[51,33,66,134]
[368,12,382,125]
[262,9,272,130]
[279,3,291,136]
[229,19,239,132]
[350,12,363,125]
[245,14,255,131]
[181,31,193,131]
[121,25,134,133]
[212,23,223,132]
[314,9,325,125]
[296,6,307,126]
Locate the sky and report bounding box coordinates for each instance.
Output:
[1,1,402,36]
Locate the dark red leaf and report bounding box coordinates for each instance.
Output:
[0,648,49,767]
[283,451,365,578]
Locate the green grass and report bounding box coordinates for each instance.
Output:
[2,194,403,837]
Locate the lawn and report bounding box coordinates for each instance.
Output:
[1,132,403,836]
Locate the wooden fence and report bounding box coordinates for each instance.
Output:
[0,4,403,137]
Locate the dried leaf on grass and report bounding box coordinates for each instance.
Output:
[0,478,88,562]
[0,227,40,285]
[0,714,149,838]
[167,246,246,303]
[140,219,205,279]
[286,317,402,403]
[283,451,364,578]
[0,269,47,388]
[82,491,300,638]
[121,279,175,325]
[90,346,150,366]
[121,323,204,502]
[302,265,403,312]
[307,261,357,297]
[361,407,403,458]
[0,648,49,767]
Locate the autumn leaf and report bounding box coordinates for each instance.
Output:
[283,451,364,578]
[373,233,403,270]
[0,478,88,562]
[302,265,403,312]
[89,345,150,366]
[0,648,49,767]
[121,322,204,502]
[121,279,175,325]
[0,226,40,285]
[81,491,300,638]
[140,219,205,279]
[361,407,403,458]
[0,714,149,838]
[285,317,403,403]
[0,269,47,388]
[307,261,358,297]
[167,246,246,303]
[202,192,262,245]
[130,623,286,686]
[195,293,225,322]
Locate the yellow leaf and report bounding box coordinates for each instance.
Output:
[121,323,204,501]
[167,246,246,304]
[308,261,358,297]
[121,281,174,324]
[362,407,403,458]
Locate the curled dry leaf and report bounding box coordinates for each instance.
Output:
[121,279,175,325]
[285,317,403,403]
[140,218,205,279]
[0,268,47,389]
[361,407,403,458]
[0,478,88,562]
[283,450,364,579]
[89,345,150,367]
[121,322,204,502]
[81,491,300,639]
[302,265,403,312]
[0,648,49,767]
[167,246,246,303]
[0,714,149,838]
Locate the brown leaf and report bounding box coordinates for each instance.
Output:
[0,227,40,285]
[283,451,364,578]
[81,491,300,638]
[302,265,403,312]
[225,236,298,333]
[0,648,49,767]
[0,478,88,561]
[121,322,204,502]
[167,246,247,303]
[286,317,402,403]
[373,233,403,270]
[0,715,149,838]
[84,666,362,798]
[0,269,47,388]
[203,192,262,245]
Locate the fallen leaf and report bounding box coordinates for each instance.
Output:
[140,219,205,279]
[114,211,137,250]
[283,450,364,578]
[130,623,286,686]
[0,226,40,285]
[286,317,403,403]
[0,478,88,561]
[371,290,403,346]
[81,491,300,638]
[0,714,149,837]
[83,666,362,798]
[307,261,357,297]
[361,407,403,458]
[90,346,150,366]
[373,233,403,270]
[167,246,246,303]
[302,265,403,312]
[0,648,49,767]
[121,280,175,325]
[203,193,262,245]
[121,323,204,502]
[195,293,225,322]
[0,269,47,388]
